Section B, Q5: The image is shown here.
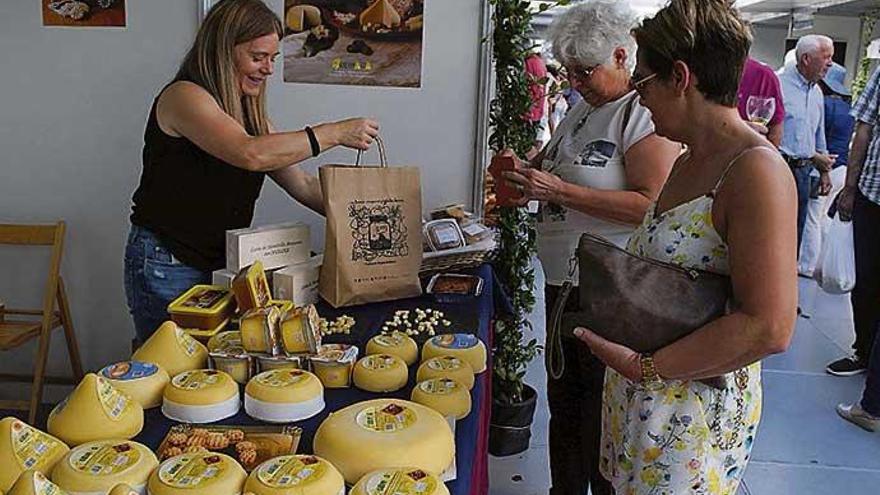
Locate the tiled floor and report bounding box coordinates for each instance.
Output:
[489,261,880,495]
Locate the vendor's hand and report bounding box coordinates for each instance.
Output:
[745,121,769,136]
[502,168,565,203]
[331,117,380,150]
[573,327,642,382]
[818,171,833,196]
[811,153,836,173]
[837,185,856,221]
[495,149,526,168]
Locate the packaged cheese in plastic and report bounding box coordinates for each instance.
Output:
[232,261,272,312]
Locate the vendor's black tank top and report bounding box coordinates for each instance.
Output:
[130,82,265,271]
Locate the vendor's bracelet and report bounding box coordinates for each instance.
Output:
[304,126,321,157]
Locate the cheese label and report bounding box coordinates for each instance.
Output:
[96,376,132,420]
[208,332,244,355]
[356,403,417,433]
[175,327,201,357]
[427,356,463,371]
[68,442,142,475]
[361,355,397,370]
[256,369,308,387]
[432,333,478,350]
[362,469,439,495]
[101,361,159,381]
[374,333,405,347]
[172,370,221,390]
[419,378,458,395]
[256,455,327,488]
[33,471,64,495]
[157,454,228,488]
[10,419,67,470]
[180,288,227,310]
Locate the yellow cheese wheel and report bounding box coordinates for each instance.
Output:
[50,440,158,495]
[147,452,246,495]
[421,334,486,373]
[244,455,344,495]
[350,468,450,495]
[365,332,418,365]
[286,4,322,33]
[244,369,325,423]
[47,374,144,446]
[410,378,472,420]
[132,321,208,377]
[99,361,170,409]
[7,470,68,495]
[352,355,408,393]
[0,418,69,493]
[416,356,474,390]
[162,370,240,424]
[313,399,454,484]
[108,484,137,495]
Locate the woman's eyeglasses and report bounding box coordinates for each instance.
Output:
[630,72,658,94]
[567,64,599,82]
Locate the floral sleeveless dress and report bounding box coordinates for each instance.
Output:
[599,190,763,495]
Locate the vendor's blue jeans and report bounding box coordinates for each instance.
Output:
[124,225,210,344]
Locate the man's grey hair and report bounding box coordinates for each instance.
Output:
[547,0,639,73]
[796,34,833,59]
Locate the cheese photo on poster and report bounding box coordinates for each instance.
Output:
[282,0,424,88]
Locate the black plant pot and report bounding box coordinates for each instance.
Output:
[488,383,537,456]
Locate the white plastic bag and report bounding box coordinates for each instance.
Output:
[814,215,856,294]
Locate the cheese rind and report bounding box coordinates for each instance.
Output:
[352,354,408,393]
[313,399,454,484]
[232,261,273,312]
[108,484,138,495]
[421,334,487,373]
[416,356,474,390]
[244,455,344,495]
[350,468,450,495]
[161,370,240,424]
[50,440,157,495]
[410,378,472,420]
[0,418,69,493]
[99,361,170,409]
[244,370,325,423]
[7,470,67,495]
[146,452,246,495]
[131,321,208,377]
[365,332,418,365]
[47,374,144,446]
[286,5,322,33]
[279,304,321,354]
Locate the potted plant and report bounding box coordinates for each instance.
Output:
[486,0,567,457]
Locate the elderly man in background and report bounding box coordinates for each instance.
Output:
[778,34,836,254]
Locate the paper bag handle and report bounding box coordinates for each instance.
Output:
[354,135,388,168]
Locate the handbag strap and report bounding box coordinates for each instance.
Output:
[354,135,388,168]
[546,257,578,380]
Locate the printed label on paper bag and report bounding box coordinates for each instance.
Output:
[348,200,409,264]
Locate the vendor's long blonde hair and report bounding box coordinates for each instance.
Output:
[176,0,283,136]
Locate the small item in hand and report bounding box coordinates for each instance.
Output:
[488,155,524,206]
[423,219,465,251]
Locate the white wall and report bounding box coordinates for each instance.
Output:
[0,0,484,398]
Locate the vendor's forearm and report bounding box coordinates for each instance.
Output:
[240,124,340,173]
[555,182,652,225]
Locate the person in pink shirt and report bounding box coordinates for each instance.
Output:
[737,56,786,146]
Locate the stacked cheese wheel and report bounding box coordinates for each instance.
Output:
[352,354,409,393]
[411,377,472,420]
[416,356,475,390]
[162,369,240,423]
[244,369,325,423]
[365,332,418,365]
[421,334,487,373]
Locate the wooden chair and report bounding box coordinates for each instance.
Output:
[0,222,84,424]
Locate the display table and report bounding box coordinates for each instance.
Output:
[134,263,499,495]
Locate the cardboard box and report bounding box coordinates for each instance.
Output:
[273,255,322,307]
[226,222,310,272]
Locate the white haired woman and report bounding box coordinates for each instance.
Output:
[125,0,378,343]
[501,1,680,493]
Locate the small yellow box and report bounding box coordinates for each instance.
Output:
[232,260,272,312]
[167,285,235,330]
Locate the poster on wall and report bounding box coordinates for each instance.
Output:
[282,0,424,88]
[42,0,127,28]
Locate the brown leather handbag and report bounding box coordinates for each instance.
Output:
[547,232,733,388]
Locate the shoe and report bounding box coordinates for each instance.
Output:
[826,356,867,376]
[836,402,880,432]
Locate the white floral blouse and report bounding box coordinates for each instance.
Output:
[599,193,762,495]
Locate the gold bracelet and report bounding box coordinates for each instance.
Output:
[639,353,664,390]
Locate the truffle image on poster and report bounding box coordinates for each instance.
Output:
[42,0,127,28]
[283,0,424,88]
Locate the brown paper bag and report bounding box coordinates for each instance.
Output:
[319,137,423,307]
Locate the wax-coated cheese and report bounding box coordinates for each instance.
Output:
[232,261,273,312]
[132,321,208,377]
[50,440,158,495]
[7,470,67,495]
[411,378,472,420]
[350,468,450,495]
[0,418,69,493]
[244,369,325,423]
[146,452,246,495]
[416,356,474,390]
[108,484,137,495]
[366,332,418,366]
[47,374,144,446]
[99,361,170,409]
[313,399,455,484]
[279,304,321,354]
[352,354,408,393]
[161,370,240,424]
[244,455,344,495]
[421,334,486,373]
